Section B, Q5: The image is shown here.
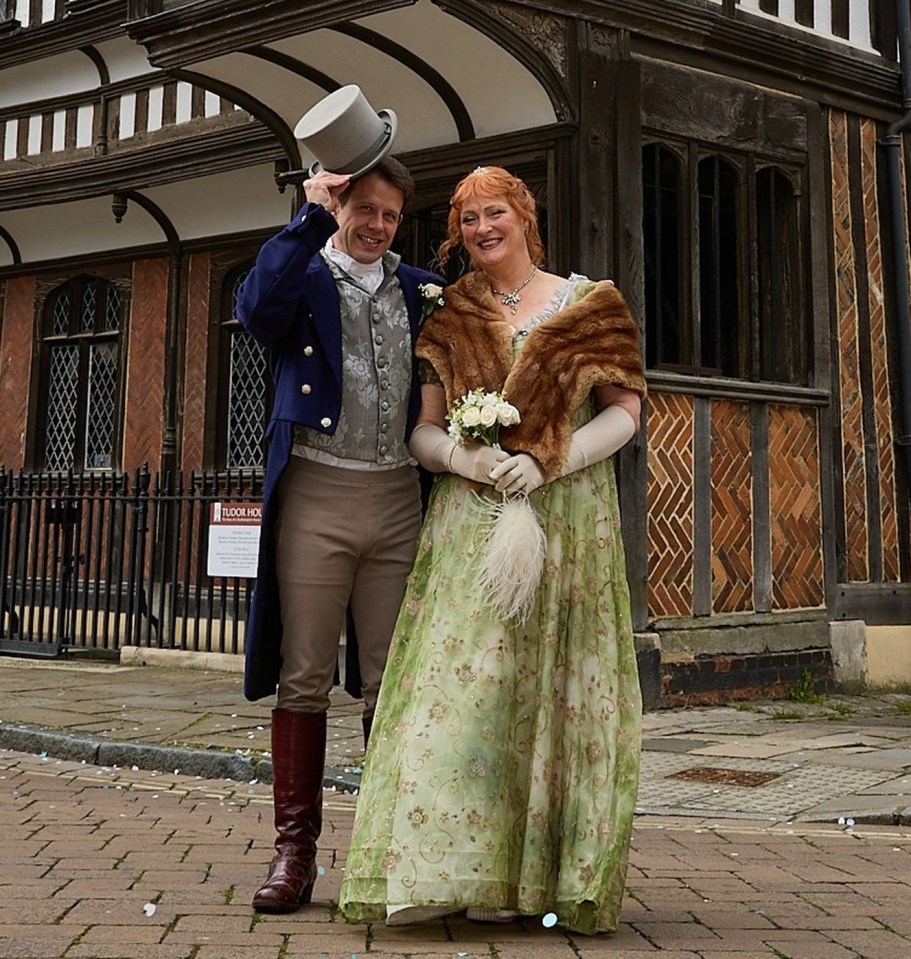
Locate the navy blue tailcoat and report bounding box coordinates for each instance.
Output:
[237,201,443,701]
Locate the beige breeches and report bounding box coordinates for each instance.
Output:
[274,456,421,714]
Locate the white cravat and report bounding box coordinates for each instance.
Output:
[322,239,385,294]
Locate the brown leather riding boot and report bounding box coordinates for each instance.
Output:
[252,709,327,913]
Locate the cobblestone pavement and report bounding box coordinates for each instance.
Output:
[3,750,911,959]
[1,657,911,957]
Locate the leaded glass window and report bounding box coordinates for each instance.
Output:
[41,276,124,471]
[642,141,807,385]
[85,342,119,469]
[45,345,79,472]
[757,167,807,384]
[698,156,741,378]
[643,144,684,370]
[220,268,269,469]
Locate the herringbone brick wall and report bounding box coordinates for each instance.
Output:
[181,252,212,473]
[123,258,168,471]
[830,108,870,583]
[829,109,902,583]
[647,392,694,618]
[768,405,825,610]
[711,400,753,614]
[861,118,900,581]
[647,393,824,619]
[0,276,34,468]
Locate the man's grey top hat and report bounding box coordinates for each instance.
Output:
[294,85,398,178]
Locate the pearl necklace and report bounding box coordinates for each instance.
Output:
[490,266,537,315]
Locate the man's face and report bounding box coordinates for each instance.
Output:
[332,172,404,264]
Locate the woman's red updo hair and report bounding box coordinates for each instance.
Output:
[437,166,545,269]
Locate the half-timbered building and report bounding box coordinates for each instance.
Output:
[1,0,909,705]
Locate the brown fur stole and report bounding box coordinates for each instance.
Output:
[416,270,646,477]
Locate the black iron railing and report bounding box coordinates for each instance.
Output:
[0,468,262,658]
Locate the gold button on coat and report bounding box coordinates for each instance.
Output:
[300,384,311,394]
[320,417,332,428]
[303,346,313,356]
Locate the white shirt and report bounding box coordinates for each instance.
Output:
[322,238,385,294]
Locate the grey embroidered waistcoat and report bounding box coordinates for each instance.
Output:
[292,254,413,469]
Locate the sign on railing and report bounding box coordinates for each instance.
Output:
[0,468,263,658]
[207,501,262,579]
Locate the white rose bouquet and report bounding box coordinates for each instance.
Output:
[446,389,520,448]
[447,390,545,623]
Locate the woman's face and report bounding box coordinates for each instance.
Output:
[458,192,527,271]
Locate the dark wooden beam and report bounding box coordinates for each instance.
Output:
[435,0,573,123]
[0,126,283,212]
[0,0,122,69]
[835,583,911,624]
[515,0,900,115]
[330,22,475,141]
[242,46,340,95]
[172,67,300,170]
[0,224,21,264]
[124,0,416,68]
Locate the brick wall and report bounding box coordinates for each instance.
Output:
[0,276,36,468]
[123,258,168,471]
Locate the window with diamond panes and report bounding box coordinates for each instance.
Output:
[219,268,270,470]
[41,276,124,471]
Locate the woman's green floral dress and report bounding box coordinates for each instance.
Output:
[338,278,641,935]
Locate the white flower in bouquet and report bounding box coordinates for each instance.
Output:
[447,389,520,448]
[496,401,520,426]
[478,404,498,428]
[460,406,482,429]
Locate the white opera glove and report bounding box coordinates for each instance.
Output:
[408,424,507,484]
[408,423,455,473]
[490,453,547,495]
[561,404,638,477]
[450,443,509,485]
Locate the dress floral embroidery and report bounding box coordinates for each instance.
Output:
[338,277,642,936]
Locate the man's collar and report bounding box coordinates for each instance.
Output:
[322,239,401,280]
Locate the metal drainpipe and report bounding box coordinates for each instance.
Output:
[880,1,911,484]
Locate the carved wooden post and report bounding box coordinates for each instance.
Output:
[572,24,649,631]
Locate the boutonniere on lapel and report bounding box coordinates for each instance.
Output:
[418,282,445,323]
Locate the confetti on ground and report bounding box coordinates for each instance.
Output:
[143,903,156,917]
[542,912,557,928]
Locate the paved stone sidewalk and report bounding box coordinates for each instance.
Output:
[637,696,911,824]
[2,749,910,959]
[1,657,910,824]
